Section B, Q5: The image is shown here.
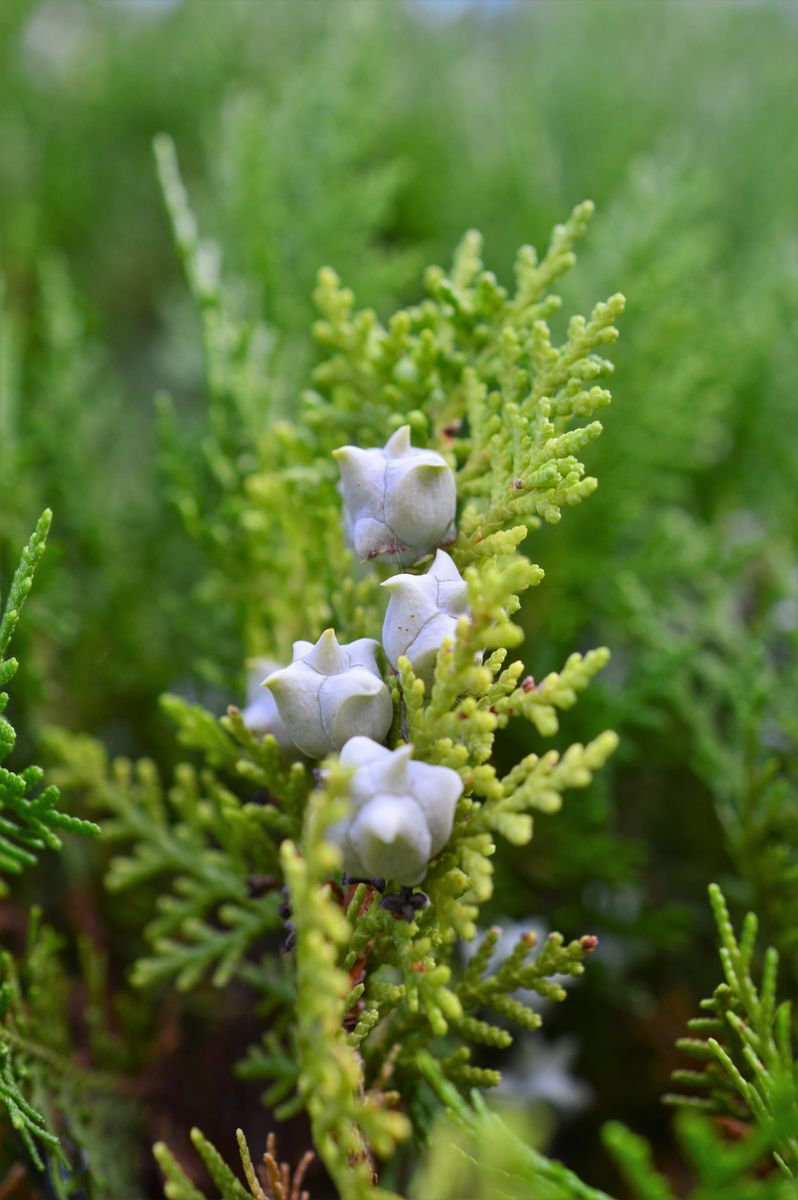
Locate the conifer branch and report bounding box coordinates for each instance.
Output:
[0,916,138,1188]
[665,884,798,1175]
[49,199,627,1190]
[155,1127,315,1200]
[47,730,286,993]
[281,771,409,1200]
[0,515,98,889]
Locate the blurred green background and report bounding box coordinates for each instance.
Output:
[1,0,796,1189]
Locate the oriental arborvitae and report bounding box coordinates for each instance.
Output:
[50,191,626,1200]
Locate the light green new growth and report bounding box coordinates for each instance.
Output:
[156,143,623,671]
[282,774,409,1200]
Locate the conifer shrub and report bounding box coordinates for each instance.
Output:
[1,157,795,1195]
[1,2,796,1195]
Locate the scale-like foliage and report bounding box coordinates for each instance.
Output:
[0,511,98,886]
[0,517,130,1191]
[155,1127,314,1200]
[49,199,624,1198]
[604,1113,797,1200]
[601,519,798,981]
[0,914,140,1195]
[281,776,410,1200]
[157,142,622,669]
[45,701,306,994]
[666,885,798,1176]
[414,1041,798,1200]
[2,6,797,1198]
[0,931,63,1171]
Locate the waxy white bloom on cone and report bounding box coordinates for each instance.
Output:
[333,425,456,566]
[265,631,393,758]
[381,549,469,682]
[241,657,293,748]
[328,736,463,885]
